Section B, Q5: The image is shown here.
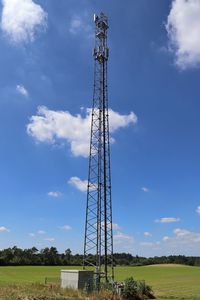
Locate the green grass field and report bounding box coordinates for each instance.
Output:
[0,264,200,299]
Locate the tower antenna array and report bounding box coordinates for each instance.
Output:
[83,12,114,284]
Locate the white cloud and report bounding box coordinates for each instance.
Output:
[112,223,121,231]
[159,228,200,250]
[140,242,154,247]
[196,205,200,215]
[98,222,121,231]
[16,84,28,97]
[140,241,161,249]
[0,226,10,232]
[141,187,149,193]
[166,0,200,69]
[29,233,35,237]
[27,106,137,157]
[144,231,152,237]
[174,228,189,237]
[37,230,46,235]
[45,237,55,242]
[114,231,134,244]
[69,14,92,37]
[69,16,82,34]
[48,191,62,198]
[109,109,138,131]
[155,217,180,223]
[138,229,200,256]
[68,177,88,192]
[58,225,72,231]
[1,0,47,44]
[173,228,200,243]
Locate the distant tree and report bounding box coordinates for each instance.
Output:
[64,248,72,265]
[0,246,200,267]
[40,247,60,265]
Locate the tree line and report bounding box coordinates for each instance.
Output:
[0,246,200,266]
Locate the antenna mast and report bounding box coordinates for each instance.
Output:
[83,12,114,285]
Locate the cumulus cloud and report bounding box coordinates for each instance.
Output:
[140,241,160,248]
[58,225,72,231]
[144,231,152,237]
[114,231,134,244]
[165,228,200,245]
[141,187,149,193]
[0,226,10,232]
[27,106,137,157]
[166,0,200,69]
[37,230,46,235]
[139,229,200,256]
[48,191,62,198]
[196,206,200,215]
[69,14,92,37]
[16,84,28,97]
[98,222,121,231]
[161,228,200,247]
[155,217,180,223]
[68,177,88,192]
[173,228,200,242]
[68,176,98,193]
[140,242,154,247]
[112,223,121,231]
[1,0,47,44]
[29,233,35,237]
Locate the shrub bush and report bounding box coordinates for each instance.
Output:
[137,280,155,299]
[121,277,155,300]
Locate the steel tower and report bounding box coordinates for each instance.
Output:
[83,13,114,284]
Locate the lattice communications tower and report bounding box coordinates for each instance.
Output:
[83,13,114,284]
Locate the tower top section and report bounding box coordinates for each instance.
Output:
[93,13,109,62]
[94,12,108,30]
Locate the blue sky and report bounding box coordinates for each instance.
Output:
[1,0,200,257]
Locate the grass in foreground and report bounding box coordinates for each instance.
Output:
[0,264,200,299]
[0,283,122,300]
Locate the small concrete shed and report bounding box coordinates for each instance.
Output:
[61,270,94,290]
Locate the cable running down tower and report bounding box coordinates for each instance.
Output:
[83,13,114,284]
